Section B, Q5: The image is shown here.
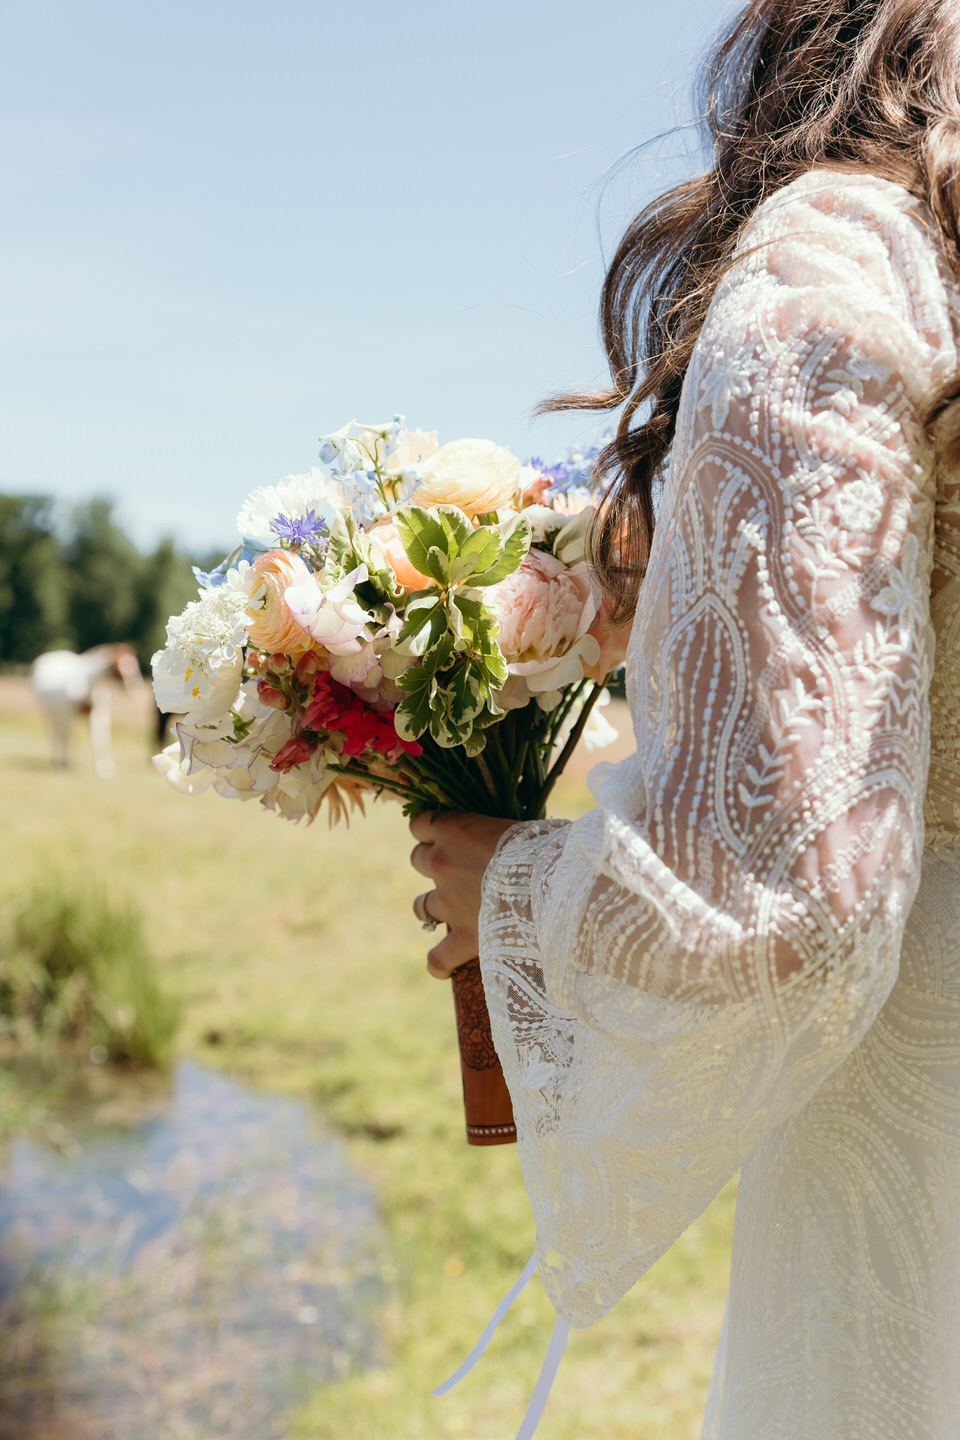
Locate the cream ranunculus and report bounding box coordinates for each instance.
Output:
[411,438,521,517]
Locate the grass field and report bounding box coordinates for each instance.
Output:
[0,688,733,1440]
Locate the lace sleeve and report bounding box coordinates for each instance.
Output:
[479,177,956,1328]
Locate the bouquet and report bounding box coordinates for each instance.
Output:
[152,419,624,1141]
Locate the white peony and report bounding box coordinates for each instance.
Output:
[151,564,261,723]
[489,550,601,711]
[236,468,343,545]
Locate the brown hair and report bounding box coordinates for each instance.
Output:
[550,0,960,620]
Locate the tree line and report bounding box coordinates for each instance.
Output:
[0,494,220,671]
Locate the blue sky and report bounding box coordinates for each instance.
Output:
[1,0,734,551]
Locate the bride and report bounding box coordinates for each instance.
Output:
[409,0,960,1434]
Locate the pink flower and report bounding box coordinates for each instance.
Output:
[385,428,439,474]
[491,550,601,703]
[256,682,288,710]
[520,473,553,507]
[269,735,318,773]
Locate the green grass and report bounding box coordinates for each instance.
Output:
[0,702,732,1439]
[1,881,178,1065]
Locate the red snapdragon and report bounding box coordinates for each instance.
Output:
[270,734,319,773]
[304,673,421,763]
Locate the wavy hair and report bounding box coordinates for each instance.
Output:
[551,0,960,619]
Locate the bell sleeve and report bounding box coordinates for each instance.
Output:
[478,179,954,1328]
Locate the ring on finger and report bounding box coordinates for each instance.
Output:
[415,892,441,932]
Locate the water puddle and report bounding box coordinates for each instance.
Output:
[0,1060,384,1439]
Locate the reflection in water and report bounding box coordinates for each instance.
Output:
[0,1061,384,1440]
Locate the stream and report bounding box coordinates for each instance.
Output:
[0,1060,385,1440]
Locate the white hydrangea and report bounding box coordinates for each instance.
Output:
[151,564,260,723]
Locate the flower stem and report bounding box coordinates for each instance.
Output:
[533,680,606,816]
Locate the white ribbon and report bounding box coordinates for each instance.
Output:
[432,1251,571,1440]
[515,1314,570,1440]
[431,1251,538,1397]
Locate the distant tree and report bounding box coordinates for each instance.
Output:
[0,490,226,669]
[0,496,72,663]
[131,537,206,672]
[62,499,145,655]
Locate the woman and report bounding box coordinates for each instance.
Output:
[410,2,960,1434]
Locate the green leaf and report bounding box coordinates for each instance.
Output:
[430,708,470,749]
[425,545,451,586]
[435,506,473,552]
[474,633,508,688]
[360,531,404,605]
[395,669,435,740]
[422,633,455,675]
[396,596,443,653]
[398,618,446,660]
[395,509,449,576]
[446,595,465,650]
[446,665,484,726]
[397,665,431,693]
[469,518,529,586]
[451,593,483,648]
[449,527,502,584]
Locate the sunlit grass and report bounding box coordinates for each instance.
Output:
[0,698,731,1439]
[1,881,178,1066]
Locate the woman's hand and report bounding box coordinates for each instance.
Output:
[409,812,517,978]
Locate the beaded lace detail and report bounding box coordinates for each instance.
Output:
[479,172,960,1438]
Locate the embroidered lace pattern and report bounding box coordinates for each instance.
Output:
[478,172,960,1438]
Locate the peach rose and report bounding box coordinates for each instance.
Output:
[411,438,521,517]
[370,519,432,590]
[246,550,319,659]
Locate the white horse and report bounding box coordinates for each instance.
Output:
[30,643,143,777]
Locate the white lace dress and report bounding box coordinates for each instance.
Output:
[478,171,960,1439]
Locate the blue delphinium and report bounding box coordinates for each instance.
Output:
[526,432,613,495]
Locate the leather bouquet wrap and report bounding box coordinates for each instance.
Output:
[450,958,517,1145]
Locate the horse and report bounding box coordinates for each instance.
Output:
[30,643,144,777]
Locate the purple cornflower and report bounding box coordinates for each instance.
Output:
[270,510,327,545]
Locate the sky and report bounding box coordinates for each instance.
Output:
[0,0,736,552]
